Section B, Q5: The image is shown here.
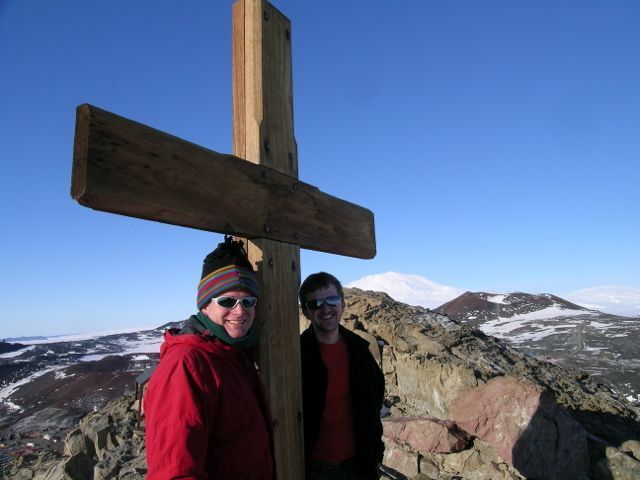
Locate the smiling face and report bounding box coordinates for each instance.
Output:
[201,289,256,339]
[302,284,344,344]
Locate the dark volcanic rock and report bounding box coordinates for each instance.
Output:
[0,327,162,469]
[434,291,588,325]
[0,343,27,355]
[2,355,153,436]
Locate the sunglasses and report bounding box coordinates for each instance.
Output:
[211,296,258,309]
[304,295,342,311]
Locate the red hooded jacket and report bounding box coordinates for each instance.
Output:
[145,329,275,479]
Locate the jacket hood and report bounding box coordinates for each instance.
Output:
[159,327,227,359]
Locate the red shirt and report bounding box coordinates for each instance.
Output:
[312,339,356,462]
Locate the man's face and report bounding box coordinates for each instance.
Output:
[302,284,344,336]
[201,289,256,339]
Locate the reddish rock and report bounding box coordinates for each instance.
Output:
[451,376,589,480]
[383,417,472,454]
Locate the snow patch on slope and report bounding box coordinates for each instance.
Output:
[481,306,595,343]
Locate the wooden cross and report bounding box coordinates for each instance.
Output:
[71,1,375,478]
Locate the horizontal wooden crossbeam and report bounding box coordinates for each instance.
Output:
[71,104,376,259]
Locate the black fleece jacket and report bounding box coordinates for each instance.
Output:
[300,325,385,479]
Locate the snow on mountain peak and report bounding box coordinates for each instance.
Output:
[347,272,465,309]
[485,294,509,304]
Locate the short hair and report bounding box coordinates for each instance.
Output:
[298,272,344,309]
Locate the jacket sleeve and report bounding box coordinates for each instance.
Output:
[369,351,386,464]
[145,347,217,480]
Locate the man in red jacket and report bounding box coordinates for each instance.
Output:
[145,236,275,479]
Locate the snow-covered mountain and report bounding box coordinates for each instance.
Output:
[434,291,594,328]
[434,290,640,402]
[347,272,465,309]
[348,272,640,318]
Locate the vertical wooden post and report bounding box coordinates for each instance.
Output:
[232,1,304,478]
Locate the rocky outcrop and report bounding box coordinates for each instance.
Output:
[383,417,472,454]
[383,436,527,480]
[344,288,640,479]
[7,288,640,479]
[7,395,145,480]
[451,376,589,480]
[432,290,640,403]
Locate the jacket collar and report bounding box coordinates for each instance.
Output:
[301,324,370,358]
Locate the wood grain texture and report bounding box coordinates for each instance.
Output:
[233,1,304,478]
[71,103,375,259]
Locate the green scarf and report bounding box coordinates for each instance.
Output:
[195,311,258,349]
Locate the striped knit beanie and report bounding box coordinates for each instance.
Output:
[197,236,259,309]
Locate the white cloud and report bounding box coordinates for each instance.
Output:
[565,286,640,317]
[347,272,465,309]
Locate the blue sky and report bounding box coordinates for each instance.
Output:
[1,1,638,337]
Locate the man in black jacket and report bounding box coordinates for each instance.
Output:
[299,272,385,480]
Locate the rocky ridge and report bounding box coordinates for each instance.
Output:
[345,288,640,479]
[434,291,640,403]
[5,288,640,479]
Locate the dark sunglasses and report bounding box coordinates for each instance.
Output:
[211,296,258,309]
[304,295,342,311]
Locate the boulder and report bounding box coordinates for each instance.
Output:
[63,429,95,458]
[63,452,94,479]
[7,450,64,480]
[620,439,640,461]
[383,417,471,454]
[353,328,382,366]
[451,375,589,480]
[593,446,640,480]
[382,437,419,478]
[383,434,524,480]
[424,438,525,480]
[394,354,478,418]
